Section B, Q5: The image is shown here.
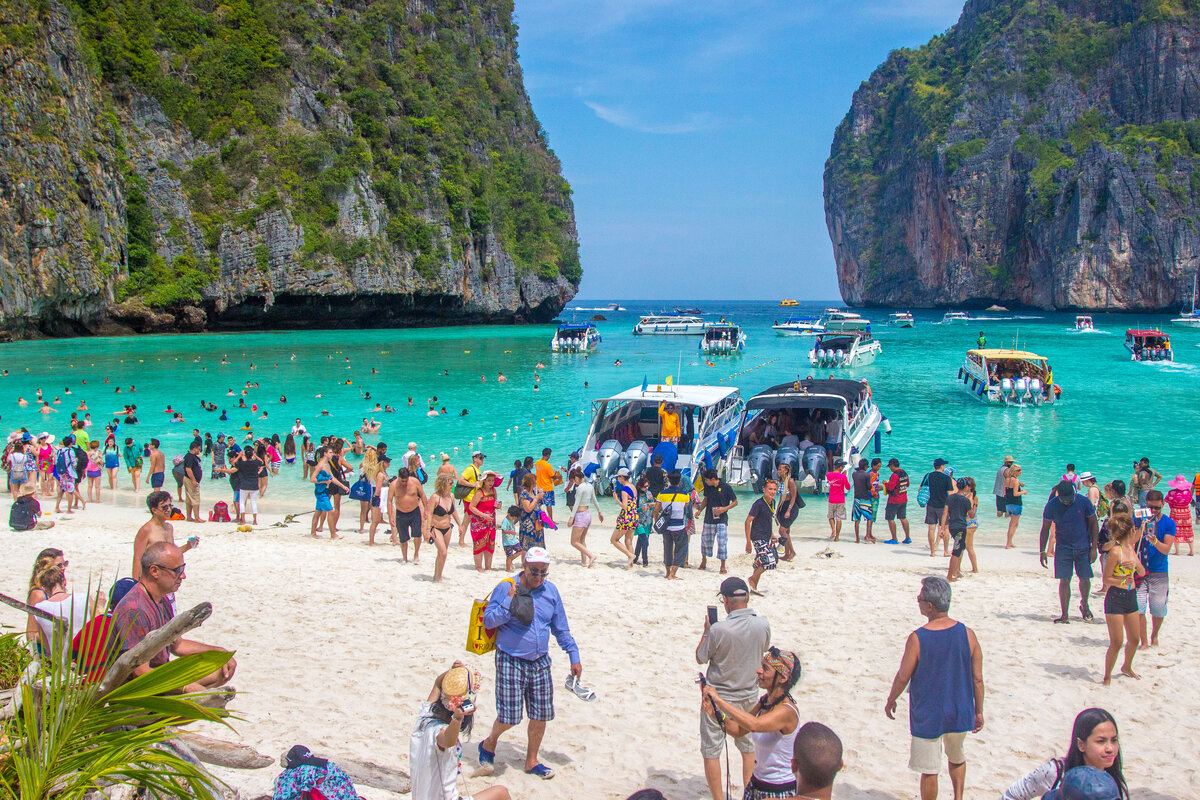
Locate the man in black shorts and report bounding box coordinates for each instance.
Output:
[946,478,972,581]
[883,458,911,544]
[388,467,426,562]
[923,459,953,557]
[744,479,780,594]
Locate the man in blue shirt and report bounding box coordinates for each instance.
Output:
[1039,481,1099,624]
[478,547,581,781]
[1135,489,1175,648]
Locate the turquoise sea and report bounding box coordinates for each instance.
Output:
[3,301,1198,510]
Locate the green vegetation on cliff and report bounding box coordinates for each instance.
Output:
[68,0,577,306]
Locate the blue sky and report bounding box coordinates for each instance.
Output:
[512,0,968,301]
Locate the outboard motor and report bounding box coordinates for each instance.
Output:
[1028,378,1043,400]
[624,441,651,483]
[748,445,775,493]
[595,439,624,495]
[1014,377,1029,399]
[835,349,845,364]
[999,378,1013,397]
[775,446,801,482]
[802,445,828,485]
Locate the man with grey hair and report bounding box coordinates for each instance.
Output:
[884,577,984,800]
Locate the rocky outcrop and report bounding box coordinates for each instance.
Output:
[824,0,1200,311]
[0,0,578,339]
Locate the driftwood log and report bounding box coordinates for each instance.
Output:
[303,753,411,794]
[0,591,61,623]
[177,732,273,769]
[95,602,213,697]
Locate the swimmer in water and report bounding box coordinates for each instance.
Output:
[480,375,486,382]
[427,407,439,418]
[279,396,287,403]
[320,409,331,416]
[385,405,395,413]
[534,384,540,391]
[460,409,469,416]
[290,353,296,360]
[497,372,506,382]
[407,397,413,406]
[17,397,27,406]
[536,362,545,369]
[614,359,622,366]
[314,393,322,398]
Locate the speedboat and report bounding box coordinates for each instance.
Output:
[551,323,601,352]
[808,331,881,368]
[579,384,745,493]
[772,316,825,336]
[1171,274,1200,327]
[779,299,799,307]
[632,314,708,335]
[1075,315,1094,331]
[888,312,915,327]
[1125,329,1174,362]
[700,324,746,354]
[821,308,872,333]
[941,311,971,324]
[958,349,1057,406]
[674,306,703,315]
[722,379,889,494]
[605,302,625,312]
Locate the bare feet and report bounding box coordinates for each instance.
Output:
[331,533,342,540]
[1121,667,1141,680]
[311,533,320,539]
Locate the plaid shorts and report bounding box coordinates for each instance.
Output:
[701,522,728,559]
[495,650,554,725]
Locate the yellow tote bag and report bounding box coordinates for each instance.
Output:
[466,597,497,655]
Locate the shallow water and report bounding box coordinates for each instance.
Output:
[3,301,1197,505]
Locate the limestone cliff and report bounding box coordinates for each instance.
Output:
[825,0,1200,311]
[0,0,578,338]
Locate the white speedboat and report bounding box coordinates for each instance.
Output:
[958,349,1056,406]
[808,331,881,368]
[700,324,746,354]
[551,323,601,352]
[579,384,745,493]
[821,308,872,333]
[722,379,889,494]
[941,311,971,324]
[1125,329,1174,362]
[888,312,915,327]
[1075,315,1094,331]
[1172,274,1200,327]
[632,314,708,335]
[772,316,824,336]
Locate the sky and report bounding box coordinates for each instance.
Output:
[512,0,968,301]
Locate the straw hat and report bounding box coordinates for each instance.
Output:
[19,482,36,497]
[1167,474,1192,491]
[440,666,482,710]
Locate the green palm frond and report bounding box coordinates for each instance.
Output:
[0,649,234,800]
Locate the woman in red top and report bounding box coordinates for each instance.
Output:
[465,472,500,572]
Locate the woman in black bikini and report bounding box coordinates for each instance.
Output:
[425,473,463,583]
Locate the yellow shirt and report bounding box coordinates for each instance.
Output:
[534,459,555,492]
[461,464,481,503]
[659,403,681,439]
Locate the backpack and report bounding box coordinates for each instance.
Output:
[209,501,231,522]
[172,455,186,482]
[917,473,931,508]
[9,497,36,531]
[895,469,910,494]
[55,448,70,477]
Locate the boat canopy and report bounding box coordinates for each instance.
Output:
[968,348,1047,363]
[556,323,594,331]
[598,385,739,406]
[745,379,867,411]
[1126,329,1168,337]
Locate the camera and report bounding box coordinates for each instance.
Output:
[460,701,475,715]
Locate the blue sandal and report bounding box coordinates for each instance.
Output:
[525,763,555,780]
[477,743,495,775]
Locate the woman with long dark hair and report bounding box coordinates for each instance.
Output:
[1002,708,1128,799]
[701,647,802,799]
[409,662,510,800]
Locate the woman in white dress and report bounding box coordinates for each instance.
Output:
[410,663,510,800]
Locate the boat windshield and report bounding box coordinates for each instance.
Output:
[589,395,739,455]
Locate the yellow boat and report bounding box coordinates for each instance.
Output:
[779,299,799,306]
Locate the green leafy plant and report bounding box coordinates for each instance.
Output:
[0,633,32,691]
[0,649,232,799]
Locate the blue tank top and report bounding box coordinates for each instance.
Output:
[909,622,974,739]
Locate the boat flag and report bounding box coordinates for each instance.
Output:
[641,375,648,393]
[665,375,673,386]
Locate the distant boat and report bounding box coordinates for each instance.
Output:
[821,308,871,333]
[888,312,915,328]
[1171,274,1200,327]
[606,302,625,311]
[674,306,703,315]
[1125,329,1173,362]
[551,323,601,352]
[632,314,708,335]
[779,299,799,307]
[772,316,824,336]
[1074,315,1094,332]
[941,311,971,324]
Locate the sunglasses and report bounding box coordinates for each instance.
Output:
[527,568,550,577]
[153,563,186,576]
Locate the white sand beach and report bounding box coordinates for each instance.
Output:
[2,498,1194,799]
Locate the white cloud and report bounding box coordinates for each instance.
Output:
[583,101,718,134]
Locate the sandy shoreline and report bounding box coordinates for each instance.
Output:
[1,496,1194,799]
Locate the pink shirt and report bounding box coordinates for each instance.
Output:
[827,472,851,504]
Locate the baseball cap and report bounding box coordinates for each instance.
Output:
[718,577,749,598]
[616,467,630,476]
[934,457,948,467]
[524,547,551,564]
[1042,766,1120,800]
[472,450,486,459]
[887,458,900,467]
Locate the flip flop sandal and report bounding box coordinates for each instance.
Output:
[525,763,555,779]
[565,675,597,701]
[477,743,495,775]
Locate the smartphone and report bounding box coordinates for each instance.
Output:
[707,606,718,625]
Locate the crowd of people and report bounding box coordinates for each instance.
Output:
[5,397,1193,800]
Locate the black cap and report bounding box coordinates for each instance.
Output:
[934,457,948,467]
[887,458,900,467]
[1057,480,1076,498]
[718,577,749,598]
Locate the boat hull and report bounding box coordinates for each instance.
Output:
[808,339,881,368]
[957,361,1053,406]
[632,323,708,335]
